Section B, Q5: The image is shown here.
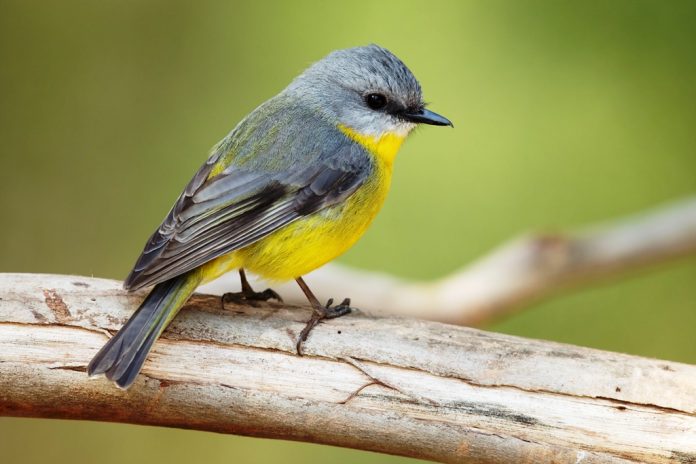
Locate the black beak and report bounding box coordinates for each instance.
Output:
[401,108,453,127]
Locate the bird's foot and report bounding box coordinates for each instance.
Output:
[221,287,283,308]
[296,298,352,355]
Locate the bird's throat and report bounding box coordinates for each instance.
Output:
[338,125,406,165]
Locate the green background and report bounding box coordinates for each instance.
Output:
[1,1,695,462]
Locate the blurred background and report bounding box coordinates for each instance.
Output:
[1,0,695,462]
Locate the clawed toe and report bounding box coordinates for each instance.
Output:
[323,297,352,319]
[296,297,354,355]
[257,288,283,302]
[221,288,283,309]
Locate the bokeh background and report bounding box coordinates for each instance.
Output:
[2,1,696,462]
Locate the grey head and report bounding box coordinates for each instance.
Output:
[284,44,451,137]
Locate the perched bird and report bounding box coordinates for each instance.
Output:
[88,44,452,389]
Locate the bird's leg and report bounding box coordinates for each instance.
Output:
[295,276,353,355]
[221,268,283,308]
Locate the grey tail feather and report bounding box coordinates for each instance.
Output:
[87,271,200,389]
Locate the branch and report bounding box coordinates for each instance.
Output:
[201,196,696,325]
[2,274,696,463]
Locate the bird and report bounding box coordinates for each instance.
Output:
[87,44,452,389]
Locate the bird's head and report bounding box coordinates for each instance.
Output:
[286,44,452,143]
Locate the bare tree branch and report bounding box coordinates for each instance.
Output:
[201,196,696,325]
[2,273,695,463]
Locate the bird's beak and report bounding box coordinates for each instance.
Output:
[401,108,453,127]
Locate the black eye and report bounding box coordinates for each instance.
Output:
[365,93,387,110]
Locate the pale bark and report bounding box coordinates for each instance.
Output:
[200,196,696,326]
[1,273,695,463]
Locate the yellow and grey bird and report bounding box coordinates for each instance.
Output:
[88,44,452,389]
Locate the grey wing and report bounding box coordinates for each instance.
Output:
[123,138,371,291]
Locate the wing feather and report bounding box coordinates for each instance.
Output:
[124,102,371,290]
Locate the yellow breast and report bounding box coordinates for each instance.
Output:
[338,124,405,165]
[201,128,406,283]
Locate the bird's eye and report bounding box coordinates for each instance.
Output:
[365,93,388,110]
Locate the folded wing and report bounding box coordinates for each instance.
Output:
[124,124,370,290]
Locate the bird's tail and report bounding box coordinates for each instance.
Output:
[87,271,201,389]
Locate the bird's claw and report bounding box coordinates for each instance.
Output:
[323,297,352,319]
[296,297,353,355]
[221,288,283,309]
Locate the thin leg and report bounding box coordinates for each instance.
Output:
[295,276,353,355]
[221,268,283,308]
[239,268,254,293]
[295,275,322,307]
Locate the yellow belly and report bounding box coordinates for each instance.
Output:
[200,127,402,283]
[238,160,392,280]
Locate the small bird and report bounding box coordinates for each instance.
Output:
[88,44,452,389]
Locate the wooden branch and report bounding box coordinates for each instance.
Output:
[2,274,696,463]
[201,196,696,325]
